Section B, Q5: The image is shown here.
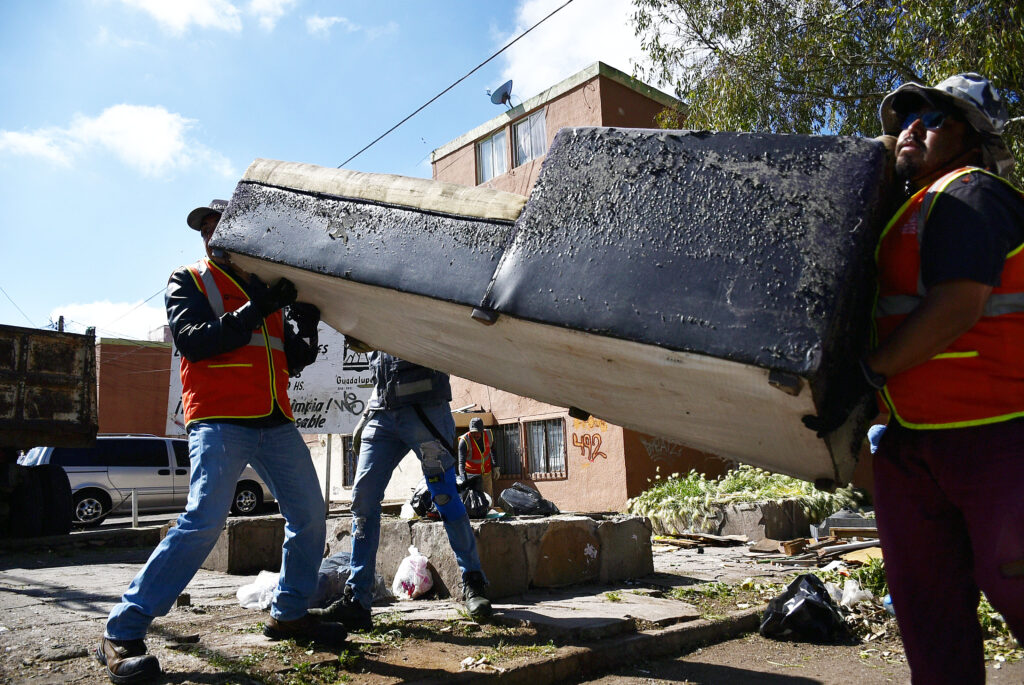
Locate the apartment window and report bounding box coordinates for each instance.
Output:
[513,110,547,167]
[476,129,508,183]
[525,418,566,476]
[491,424,523,478]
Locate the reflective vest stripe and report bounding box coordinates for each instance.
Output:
[874,166,1024,428]
[181,259,294,425]
[877,292,1024,317]
[462,430,492,474]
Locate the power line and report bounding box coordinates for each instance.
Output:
[101,286,167,328]
[0,284,36,327]
[338,0,577,168]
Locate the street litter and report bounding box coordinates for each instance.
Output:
[392,546,433,599]
[236,570,279,610]
[759,573,849,643]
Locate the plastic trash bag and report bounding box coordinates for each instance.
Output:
[309,551,392,608]
[392,545,433,599]
[309,552,352,609]
[236,570,279,610]
[497,482,560,516]
[759,574,848,642]
[461,487,491,518]
[840,578,874,608]
[409,480,439,519]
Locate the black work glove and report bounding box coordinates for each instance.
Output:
[288,302,321,336]
[802,359,885,438]
[248,276,297,317]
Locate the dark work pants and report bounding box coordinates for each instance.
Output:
[873,419,1024,685]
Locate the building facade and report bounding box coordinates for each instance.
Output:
[432,62,737,513]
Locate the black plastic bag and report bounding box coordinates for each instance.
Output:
[409,482,438,519]
[461,487,490,518]
[759,573,848,643]
[498,482,560,516]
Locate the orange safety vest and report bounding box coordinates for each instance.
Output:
[874,166,1024,429]
[460,430,492,474]
[180,259,294,427]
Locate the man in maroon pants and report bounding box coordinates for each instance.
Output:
[805,73,1024,684]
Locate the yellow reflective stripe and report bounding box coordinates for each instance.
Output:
[185,409,296,427]
[208,363,253,368]
[931,351,978,360]
[887,399,1024,430]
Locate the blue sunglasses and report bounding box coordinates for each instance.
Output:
[900,110,952,131]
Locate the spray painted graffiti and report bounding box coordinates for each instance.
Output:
[572,416,608,432]
[639,435,688,463]
[573,433,608,462]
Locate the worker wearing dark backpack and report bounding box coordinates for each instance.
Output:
[804,73,1024,684]
[313,351,491,630]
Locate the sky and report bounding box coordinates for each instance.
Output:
[0,0,652,340]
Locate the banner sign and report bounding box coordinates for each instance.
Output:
[166,324,373,435]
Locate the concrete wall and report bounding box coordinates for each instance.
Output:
[597,77,676,128]
[621,428,736,501]
[96,339,172,436]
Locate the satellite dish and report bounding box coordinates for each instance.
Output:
[489,80,514,107]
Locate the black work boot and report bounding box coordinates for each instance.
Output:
[262,613,347,648]
[308,585,373,632]
[95,637,160,684]
[462,571,492,621]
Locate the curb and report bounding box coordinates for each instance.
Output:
[410,608,762,684]
[0,525,163,552]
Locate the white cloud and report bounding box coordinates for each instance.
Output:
[119,0,242,35]
[305,14,397,39]
[499,0,648,100]
[306,14,356,37]
[52,301,168,341]
[0,105,237,178]
[94,25,149,49]
[0,131,73,166]
[250,0,298,31]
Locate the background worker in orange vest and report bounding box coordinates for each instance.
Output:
[458,417,494,499]
[804,74,1024,684]
[97,200,346,684]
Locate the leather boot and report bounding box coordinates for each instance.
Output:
[95,637,160,684]
[308,585,373,631]
[263,613,347,648]
[462,570,492,621]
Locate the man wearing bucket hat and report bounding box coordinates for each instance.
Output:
[805,73,1024,683]
[97,200,345,683]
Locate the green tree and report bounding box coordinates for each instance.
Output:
[632,0,1024,178]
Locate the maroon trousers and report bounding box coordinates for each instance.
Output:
[873,419,1024,685]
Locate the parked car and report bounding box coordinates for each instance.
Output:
[18,434,275,526]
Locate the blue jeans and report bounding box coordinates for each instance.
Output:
[105,422,325,640]
[347,401,484,609]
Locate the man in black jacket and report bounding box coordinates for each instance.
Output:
[97,200,345,684]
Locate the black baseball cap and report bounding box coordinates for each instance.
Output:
[186,199,229,231]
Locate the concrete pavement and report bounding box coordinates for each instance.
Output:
[0,524,797,684]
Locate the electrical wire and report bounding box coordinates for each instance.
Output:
[338,0,577,168]
[0,284,37,327]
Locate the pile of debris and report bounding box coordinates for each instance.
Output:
[746,508,881,567]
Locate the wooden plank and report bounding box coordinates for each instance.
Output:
[842,546,883,564]
[830,526,878,539]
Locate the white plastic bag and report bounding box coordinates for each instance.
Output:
[236,570,279,610]
[840,578,874,607]
[391,545,433,599]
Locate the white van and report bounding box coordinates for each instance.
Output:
[19,434,274,526]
